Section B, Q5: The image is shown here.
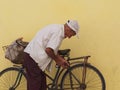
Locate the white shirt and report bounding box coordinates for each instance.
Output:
[24,24,65,71]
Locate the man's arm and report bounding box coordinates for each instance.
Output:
[45,47,69,68]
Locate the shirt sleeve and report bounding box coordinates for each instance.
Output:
[46,32,63,54]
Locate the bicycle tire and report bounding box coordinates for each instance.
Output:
[0,67,27,90]
[60,64,106,90]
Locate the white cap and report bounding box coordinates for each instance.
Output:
[67,20,80,34]
[66,20,80,38]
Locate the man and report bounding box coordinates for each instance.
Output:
[23,20,80,90]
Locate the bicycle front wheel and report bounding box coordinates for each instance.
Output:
[0,67,27,90]
[60,64,106,90]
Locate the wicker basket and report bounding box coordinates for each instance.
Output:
[2,38,28,64]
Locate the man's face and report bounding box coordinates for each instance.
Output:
[64,25,76,38]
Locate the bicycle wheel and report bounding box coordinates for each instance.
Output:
[60,64,106,90]
[0,67,27,90]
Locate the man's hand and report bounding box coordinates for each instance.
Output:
[55,55,70,68]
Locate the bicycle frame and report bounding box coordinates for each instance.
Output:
[45,66,62,89]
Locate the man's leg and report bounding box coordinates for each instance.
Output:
[23,52,46,90]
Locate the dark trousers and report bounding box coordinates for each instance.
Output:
[23,52,46,90]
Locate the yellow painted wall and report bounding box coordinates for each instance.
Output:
[0,0,120,90]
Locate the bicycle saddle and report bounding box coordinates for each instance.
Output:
[58,49,71,56]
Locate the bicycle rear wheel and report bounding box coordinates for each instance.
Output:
[60,64,106,90]
[0,67,27,90]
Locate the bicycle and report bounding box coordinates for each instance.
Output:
[0,49,106,90]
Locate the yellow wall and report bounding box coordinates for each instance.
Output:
[0,0,120,89]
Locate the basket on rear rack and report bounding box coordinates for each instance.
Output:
[2,38,28,64]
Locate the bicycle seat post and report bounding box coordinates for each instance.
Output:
[82,56,89,85]
[83,56,89,64]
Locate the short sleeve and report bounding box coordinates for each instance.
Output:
[46,32,63,53]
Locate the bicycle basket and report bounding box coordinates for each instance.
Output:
[2,38,29,64]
